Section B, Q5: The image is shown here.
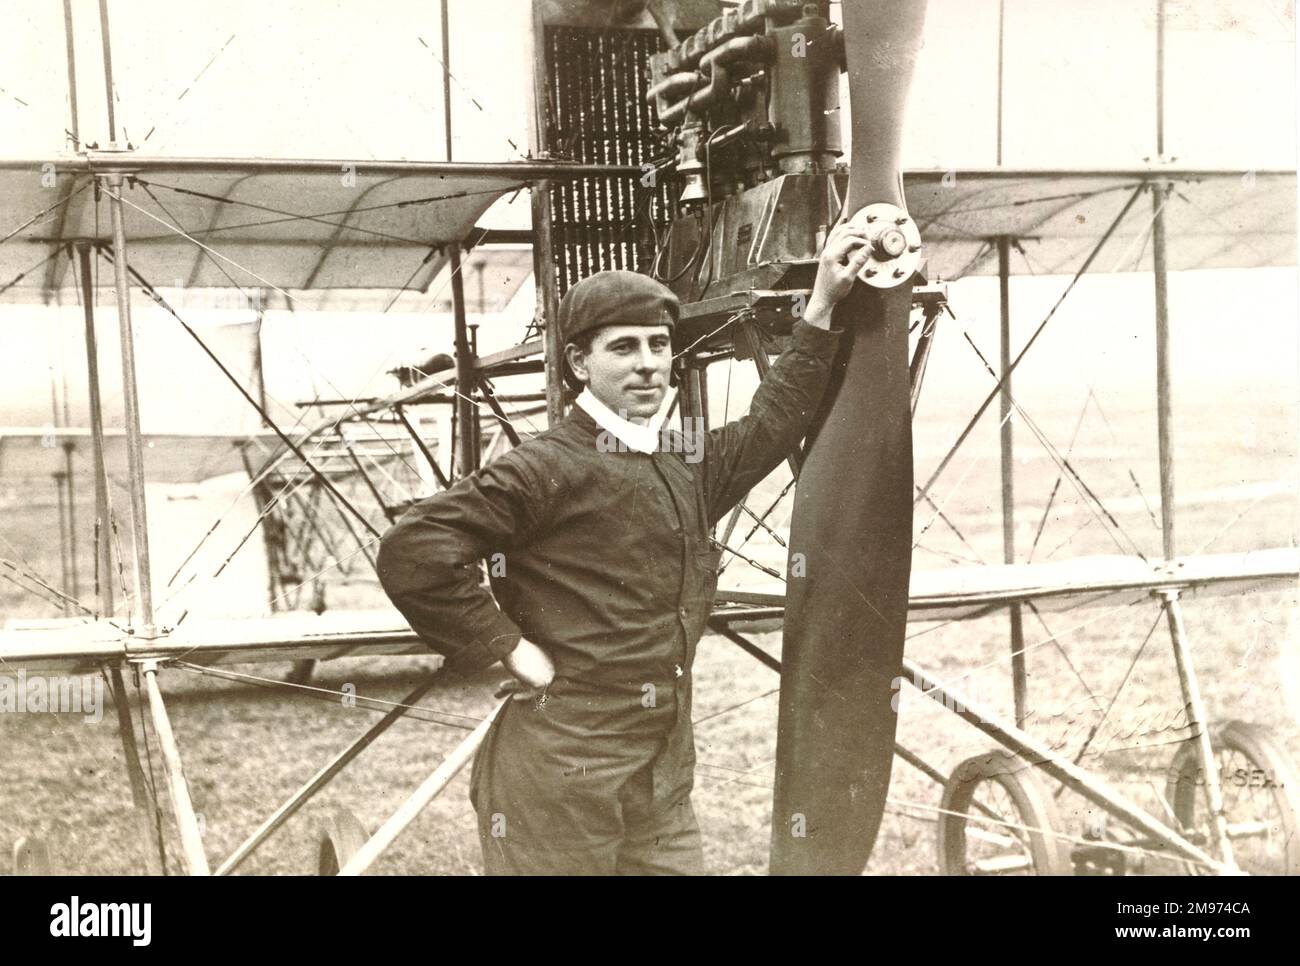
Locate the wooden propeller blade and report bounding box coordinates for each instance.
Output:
[770,0,928,876]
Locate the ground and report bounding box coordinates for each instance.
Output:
[0,581,1295,875]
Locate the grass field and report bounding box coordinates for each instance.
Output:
[0,586,1295,875]
[2,356,1297,875]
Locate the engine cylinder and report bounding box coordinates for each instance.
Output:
[767,7,841,174]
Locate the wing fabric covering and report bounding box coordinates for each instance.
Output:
[770,0,927,876]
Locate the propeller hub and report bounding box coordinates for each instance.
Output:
[874,228,908,259]
[844,202,923,289]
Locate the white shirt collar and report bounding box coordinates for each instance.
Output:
[576,386,677,454]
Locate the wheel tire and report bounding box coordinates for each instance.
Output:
[937,750,1071,876]
[317,807,370,875]
[1165,720,1300,875]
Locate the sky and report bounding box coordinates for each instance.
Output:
[1,0,1294,171]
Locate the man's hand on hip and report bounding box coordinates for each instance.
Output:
[498,637,555,703]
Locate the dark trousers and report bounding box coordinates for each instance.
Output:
[470,681,703,876]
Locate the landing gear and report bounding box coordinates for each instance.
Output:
[1165,720,1300,876]
[937,751,1070,875]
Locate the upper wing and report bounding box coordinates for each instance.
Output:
[905,167,1295,281]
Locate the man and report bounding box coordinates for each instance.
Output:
[377,221,873,874]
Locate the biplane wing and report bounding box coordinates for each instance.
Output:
[0,609,421,675]
[6,158,1291,304]
[905,546,1300,620]
[0,155,619,303]
[904,167,1296,280]
[713,546,1300,621]
[5,547,1293,674]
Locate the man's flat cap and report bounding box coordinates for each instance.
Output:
[558,270,679,345]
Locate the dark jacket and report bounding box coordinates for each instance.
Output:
[376,319,843,691]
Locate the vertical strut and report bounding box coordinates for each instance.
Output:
[440,0,479,477]
[998,236,1027,727]
[1152,181,1175,560]
[450,248,477,476]
[1153,0,1175,560]
[1155,0,1166,159]
[535,180,566,427]
[61,0,80,145]
[995,0,1005,166]
[105,173,157,635]
[96,0,117,142]
[62,442,80,605]
[76,244,113,618]
[524,5,565,426]
[54,469,71,615]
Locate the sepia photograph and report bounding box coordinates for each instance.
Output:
[0,0,1296,902]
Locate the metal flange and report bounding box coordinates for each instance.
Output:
[845,202,922,289]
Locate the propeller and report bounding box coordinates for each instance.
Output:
[771,0,929,876]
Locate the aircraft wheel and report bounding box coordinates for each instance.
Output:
[1165,720,1300,875]
[937,751,1071,876]
[317,807,370,875]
